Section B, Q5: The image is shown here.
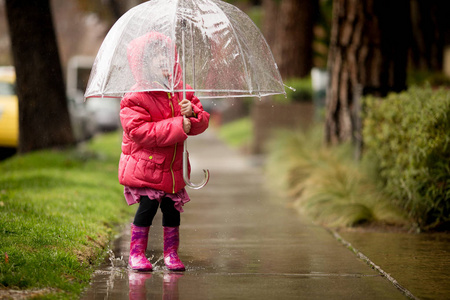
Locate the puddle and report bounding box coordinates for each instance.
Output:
[80,134,409,300]
[81,242,186,300]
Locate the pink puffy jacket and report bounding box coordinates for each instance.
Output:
[118,32,210,193]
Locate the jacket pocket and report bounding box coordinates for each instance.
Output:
[134,152,165,184]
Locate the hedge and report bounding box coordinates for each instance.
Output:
[363,86,450,230]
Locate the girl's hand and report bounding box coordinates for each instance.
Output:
[183,117,191,134]
[179,99,193,117]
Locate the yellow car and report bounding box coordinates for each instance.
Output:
[0,67,18,147]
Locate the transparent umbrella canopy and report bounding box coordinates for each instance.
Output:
[85,0,286,188]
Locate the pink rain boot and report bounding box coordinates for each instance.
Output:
[129,224,152,271]
[163,227,185,271]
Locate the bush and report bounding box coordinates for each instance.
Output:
[363,86,450,229]
[407,70,450,88]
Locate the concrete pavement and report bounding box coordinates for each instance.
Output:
[82,130,409,299]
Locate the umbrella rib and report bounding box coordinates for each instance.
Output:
[172,0,182,93]
[209,0,252,94]
[244,10,284,97]
[100,5,140,96]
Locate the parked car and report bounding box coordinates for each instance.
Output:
[67,56,121,132]
[85,96,121,131]
[68,91,98,142]
[0,66,98,148]
[0,66,18,147]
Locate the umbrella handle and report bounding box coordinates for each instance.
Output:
[183,140,210,189]
[181,18,209,189]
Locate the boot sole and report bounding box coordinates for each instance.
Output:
[167,267,185,271]
[128,266,153,272]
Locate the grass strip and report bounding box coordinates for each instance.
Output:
[0,131,134,299]
[217,117,252,149]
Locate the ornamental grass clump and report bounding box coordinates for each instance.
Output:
[363,86,450,230]
[266,126,407,228]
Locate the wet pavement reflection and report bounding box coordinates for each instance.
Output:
[81,131,408,299]
[339,230,450,300]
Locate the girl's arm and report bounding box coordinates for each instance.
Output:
[120,104,187,148]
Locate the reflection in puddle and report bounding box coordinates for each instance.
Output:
[82,245,186,300]
[128,272,183,300]
[83,265,185,300]
[128,271,183,300]
[128,272,152,300]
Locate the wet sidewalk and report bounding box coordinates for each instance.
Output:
[82,130,411,300]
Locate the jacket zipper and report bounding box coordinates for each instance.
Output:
[168,92,176,193]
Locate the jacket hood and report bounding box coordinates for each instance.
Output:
[127,32,182,91]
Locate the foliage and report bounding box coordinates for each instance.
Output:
[363,86,450,230]
[247,5,263,29]
[265,125,408,228]
[0,131,133,298]
[407,70,450,88]
[273,77,313,104]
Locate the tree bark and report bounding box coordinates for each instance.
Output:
[325,0,411,145]
[263,0,318,79]
[5,0,74,153]
[409,0,449,71]
[262,0,279,50]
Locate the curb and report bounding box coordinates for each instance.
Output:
[330,230,420,300]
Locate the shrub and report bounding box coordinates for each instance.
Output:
[363,86,450,229]
[407,70,450,88]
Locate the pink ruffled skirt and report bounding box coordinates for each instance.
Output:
[124,186,190,213]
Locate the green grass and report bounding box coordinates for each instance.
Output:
[265,125,411,229]
[0,131,134,299]
[217,117,252,149]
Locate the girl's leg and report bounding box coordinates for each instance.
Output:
[129,196,159,271]
[160,198,185,271]
[160,197,180,227]
[134,196,160,226]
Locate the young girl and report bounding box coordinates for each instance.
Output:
[119,32,210,271]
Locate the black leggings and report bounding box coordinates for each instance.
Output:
[133,196,180,227]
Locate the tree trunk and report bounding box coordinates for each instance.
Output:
[5,0,74,153]
[263,0,318,79]
[262,0,279,50]
[409,0,448,71]
[325,0,411,145]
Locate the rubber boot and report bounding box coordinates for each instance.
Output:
[129,224,152,271]
[163,226,185,271]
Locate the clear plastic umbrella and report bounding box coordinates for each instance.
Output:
[85,0,286,189]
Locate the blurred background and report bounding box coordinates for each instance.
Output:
[2,0,450,154]
[1,0,450,230]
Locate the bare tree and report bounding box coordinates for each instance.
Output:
[325,0,411,145]
[5,0,74,153]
